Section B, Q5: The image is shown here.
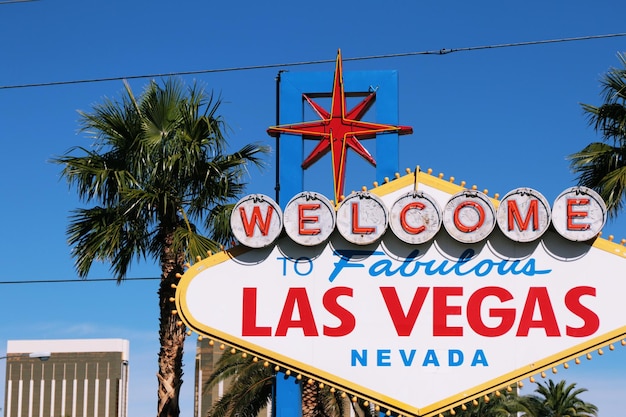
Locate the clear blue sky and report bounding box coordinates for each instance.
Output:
[1,0,625,415]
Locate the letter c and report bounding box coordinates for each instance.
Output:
[400,202,426,234]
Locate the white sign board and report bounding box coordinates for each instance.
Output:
[176,171,626,417]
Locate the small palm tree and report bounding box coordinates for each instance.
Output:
[204,352,274,417]
[441,390,523,417]
[205,351,374,417]
[569,52,626,217]
[53,78,267,417]
[518,379,598,417]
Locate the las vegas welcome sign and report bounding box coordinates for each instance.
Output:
[175,169,626,417]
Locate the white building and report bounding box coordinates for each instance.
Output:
[4,339,129,417]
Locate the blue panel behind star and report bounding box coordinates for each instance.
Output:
[277,70,400,208]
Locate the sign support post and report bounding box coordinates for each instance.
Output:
[269,52,407,416]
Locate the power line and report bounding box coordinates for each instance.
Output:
[0,0,39,4]
[0,277,159,285]
[1,32,625,90]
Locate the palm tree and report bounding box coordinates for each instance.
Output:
[440,390,523,417]
[53,78,267,417]
[569,52,626,217]
[204,351,274,417]
[205,350,374,417]
[518,379,598,417]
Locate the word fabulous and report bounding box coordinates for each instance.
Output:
[230,187,607,248]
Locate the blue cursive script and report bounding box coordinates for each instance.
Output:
[328,249,551,282]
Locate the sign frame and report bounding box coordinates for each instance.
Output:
[176,170,626,417]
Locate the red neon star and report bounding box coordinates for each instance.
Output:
[267,49,413,203]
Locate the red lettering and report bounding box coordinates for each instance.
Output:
[241,288,272,336]
[516,287,560,336]
[453,201,485,233]
[275,288,318,336]
[433,287,463,336]
[565,286,599,337]
[400,202,426,234]
[567,198,590,230]
[239,205,274,237]
[507,199,539,231]
[298,203,321,235]
[322,287,355,336]
[467,287,515,337]
[351,202,376,234]
[245,285,600,340]
[380,287,429,336]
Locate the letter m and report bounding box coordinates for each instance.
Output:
[239,205,274,237]
[508,199,539,231]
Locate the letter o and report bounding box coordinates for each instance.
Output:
[443,191,496,243]
[293,257,314,276]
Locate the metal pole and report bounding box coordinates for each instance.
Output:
[272,69,302,417]
[274,70,286,204]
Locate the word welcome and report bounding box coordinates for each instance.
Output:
[230,186,607,248]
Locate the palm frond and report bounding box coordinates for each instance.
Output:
[171,225,222,261]
[67,206,148,280]
[571,53,626,217]
[205,354,274,417]
[568,142,626,216]
[204,204,235,246]
[524,380,598,417]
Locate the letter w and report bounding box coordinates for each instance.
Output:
[239,205,274,236]
[380,287,429,336]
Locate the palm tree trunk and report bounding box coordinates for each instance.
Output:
[157,230,187,417]
[302,382,320,417]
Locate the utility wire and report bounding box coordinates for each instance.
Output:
[0,277,159,285]
[1,32,625,90]
[0,0,39,3]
